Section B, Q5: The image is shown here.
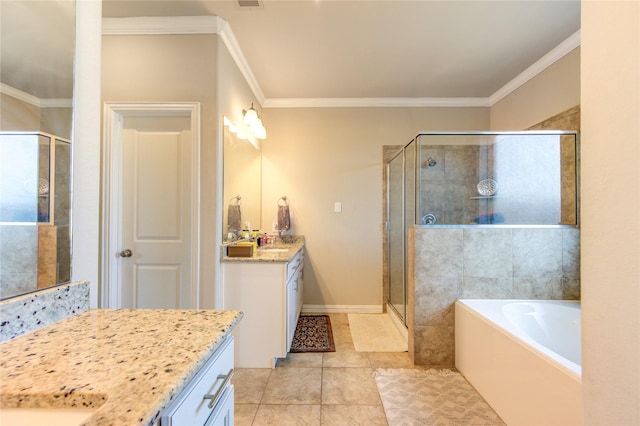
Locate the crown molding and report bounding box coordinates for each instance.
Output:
[1,83,72,108]
[1,83,40,106]
[102,15,265,104]
[489,30,581,106]
[263,97,491,108]
[217,20,266,104]
[102,15,221,35]
[101,17,580,109]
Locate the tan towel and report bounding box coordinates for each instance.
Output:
[277,205,290,231]
[227,204,241,232]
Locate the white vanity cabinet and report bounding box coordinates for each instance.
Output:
[222,248,304,368]
[160,335,235,426]
[286,251,304,352]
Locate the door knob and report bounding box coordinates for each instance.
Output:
[119,249,133,258]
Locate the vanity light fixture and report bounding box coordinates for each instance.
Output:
[243,103,259,126]
[242,103,267,140]
[224,116,260,150]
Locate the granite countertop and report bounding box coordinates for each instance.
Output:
[0,309,243,426]
[222,236,305,263]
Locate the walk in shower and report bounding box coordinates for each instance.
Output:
[386,131,579,331]
[0,132,72,299]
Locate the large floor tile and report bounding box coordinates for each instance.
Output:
[234,403,259,426]
[368,352,413,369]
[322,350,371,368]
[233,368,272,404]
[322,367,381,405]
[234,311,412,424]
[276,352,323,368]
[253,404,321,425]
[261,367,323,404]
[320,404,388,425]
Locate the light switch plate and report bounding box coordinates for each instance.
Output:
[334,202,342,213]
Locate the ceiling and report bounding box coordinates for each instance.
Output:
[1,0,75,100]
[102,0,581,104]
[1,1,581,105]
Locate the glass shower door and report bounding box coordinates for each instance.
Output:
[387,150,406,323]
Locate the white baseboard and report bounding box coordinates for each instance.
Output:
[301,304,383,314]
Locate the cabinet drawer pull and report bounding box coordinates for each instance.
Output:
[203,368,234,409]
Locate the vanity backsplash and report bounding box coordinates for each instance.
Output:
[0,280,89,342]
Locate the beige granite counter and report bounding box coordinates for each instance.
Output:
[0,309,243,426]
[222,236,304,263]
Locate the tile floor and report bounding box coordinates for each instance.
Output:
[232,313,425,425]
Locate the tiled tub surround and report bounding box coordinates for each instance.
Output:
[0,280,90,343]
[0,309,243,425]
[408,225,580,365]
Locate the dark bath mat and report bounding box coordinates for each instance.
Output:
[289,315,336,353]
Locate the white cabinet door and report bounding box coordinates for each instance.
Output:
[286,277,296,352]
[285,251,304,352]
[204,386,234,426]
[160,336,234,426]
[295,252,304,318]
[222,262,286,368]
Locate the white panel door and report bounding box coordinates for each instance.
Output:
[121,127,192,309]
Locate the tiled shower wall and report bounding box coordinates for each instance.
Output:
[418,144,481,225]
[0,225,38,298]
[408,225,580,366]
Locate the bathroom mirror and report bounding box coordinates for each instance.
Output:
[222,122,262,242]
[0,0,75,299]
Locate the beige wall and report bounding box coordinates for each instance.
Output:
[581,1,640,423]
[215,38,263,308]
[41,107,73,140]
[261,107,488,308]
[1,94,40,131]
[490,48,580,130]
[102,33,220,307]
[1,94,72,138]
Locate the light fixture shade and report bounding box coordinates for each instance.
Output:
[243,105,259,127]
[241,103,267,140]
[253,123,267,139]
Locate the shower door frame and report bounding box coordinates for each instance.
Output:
[386,149,405,324]
[386,137,418,327]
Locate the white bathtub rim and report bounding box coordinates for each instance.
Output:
[456,299,582,382]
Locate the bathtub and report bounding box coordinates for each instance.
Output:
[455,299,582,426]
